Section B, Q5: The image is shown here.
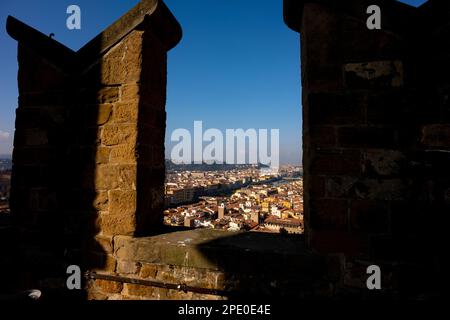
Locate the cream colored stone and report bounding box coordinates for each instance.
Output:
[108,190,136,215]
[120,83,140,101]
[117,260,141,275]
[124,283,156,298]
[112,102,139,123]
[102,124,137,146]
[96,104,113,125]
[100,211,136,236]
[140,264,158,279]
[95,279,123,294]
[93,191,109,211]
[95,147,111,164]
[110,144,137,164]
[94,164,136,191]
[99,31,144,85]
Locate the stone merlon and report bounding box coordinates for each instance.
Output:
[6,0,182,71]
[283,0,434,33]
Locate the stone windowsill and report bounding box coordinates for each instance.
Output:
[112,228,324,276]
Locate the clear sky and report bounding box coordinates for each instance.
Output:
[0,0,427,162]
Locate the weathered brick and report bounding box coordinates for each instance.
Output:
[308,126,336,148]
[310,199,348,230]
[101,124,137,146]
[112,102,139,123]
[95,147,111,164]
[349,200,389,233]
[308,93,364,125]
[421,124,450,148]
[325,176,358,198]
[308,175,325,198]
[94,164,137,191]
[351,179,409,200]
[117,260,141,275]
[124,283,156,298]
[338,127,396,148]
[109,190,137,216]
[344,61,403,89]
[120,83,140,102]
[100,211,137,236]
[310,230,369,256]
[363,149,405,177]
[94,279,123,294]
[93,191,109,211]
[78,87,120,104]
[110,144,137,164]
[140,264,158,279]
[85,104,113,126]
[15,107,41,128]
[310,150,362,175]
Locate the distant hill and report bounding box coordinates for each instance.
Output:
[165,160,269,172]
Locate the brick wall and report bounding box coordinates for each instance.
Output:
[7,0,181,295]
[287,0,448,296]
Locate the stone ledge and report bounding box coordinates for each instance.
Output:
[113,229,324,276]
[87,229,330,298]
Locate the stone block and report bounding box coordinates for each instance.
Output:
[344,61,403,89]
[93,191,109,212]
[117,260,141,275]
[95,147,111,164]
[109,190,136,215]
[349,200,389,233]
[112,102,139,123]
[307,93,364,125]
[363,149,405,177]
[310,150,362,176]
[140,263,159,279]
[109,144,137,164]
[94,164,137,191]
[325,176,358,198]
[100,211,137,236]
[94,279,123,294]
[124,283,156,298]
[421,124,450,148]
[338,127,396,149]
[310,199,348,230]
[307,126,336,148]
[310,230,369,256]
[101,124,137,146]
[120,83,140,102]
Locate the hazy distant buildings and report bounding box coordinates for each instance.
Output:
[163,165,304,234]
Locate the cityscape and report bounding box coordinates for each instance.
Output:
[0,157,304,234]
[0,158,12,215]
[164,163,304,234]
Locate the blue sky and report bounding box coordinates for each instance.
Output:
[0,0,426,162]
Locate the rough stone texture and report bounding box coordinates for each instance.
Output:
[292,0,448,298]
[6,0,181,297]
[87,229,327,300]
